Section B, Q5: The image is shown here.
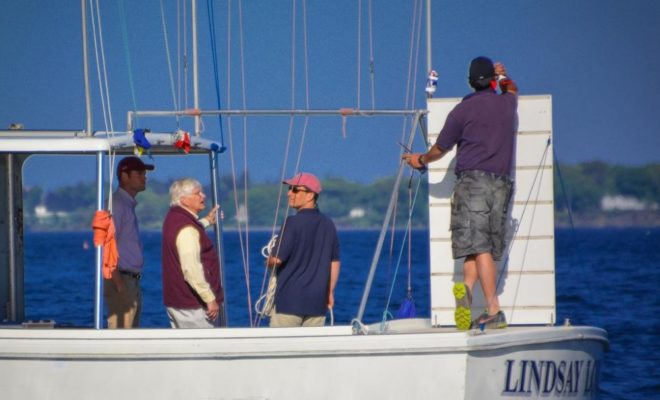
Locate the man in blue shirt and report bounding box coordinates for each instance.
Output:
[104,156,154,328]
[266,172,340,327]
[403,56,518,330]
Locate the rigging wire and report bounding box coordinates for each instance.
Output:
[160,0,181,127]
[380,175,423,327]
[89,0,116,209]
[206,0,227,149]
[117,0,139,125]
[255,0,300,327]
[293,0,311,172]
[399,0,424,147]
[236,0,253,325]
[254,0,313,327]
[221,0,253,326]
[88,0,110,134]
[383,0,424,299]
[356,0,362,109]
[182,0,189,110]
[495,136,552,322]
[367,0,376,109]
[554,151,577,231]
[355,0,376,109]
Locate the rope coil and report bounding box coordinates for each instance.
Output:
[254,235,279,318]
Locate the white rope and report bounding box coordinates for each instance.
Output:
[254,235,278,317]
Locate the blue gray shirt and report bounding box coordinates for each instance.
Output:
[273,208,340,316]
[435,89,518,177]
[112,187,144,273]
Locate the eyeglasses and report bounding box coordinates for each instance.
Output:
[288,186,309,194]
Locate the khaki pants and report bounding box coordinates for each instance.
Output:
[166,307,217,329]
[269,308,325,327]
[104,274,142,328]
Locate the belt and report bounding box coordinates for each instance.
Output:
[457,169,511,182]
[119,270,142,280]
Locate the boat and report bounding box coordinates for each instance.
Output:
[0,1,607,399]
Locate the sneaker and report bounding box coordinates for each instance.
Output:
[452,282,472,330]
[477,311,507,329]
[470,309,488,329]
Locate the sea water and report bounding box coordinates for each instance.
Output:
[22,228,660,399]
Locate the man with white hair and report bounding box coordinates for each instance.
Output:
[161,178,223,328]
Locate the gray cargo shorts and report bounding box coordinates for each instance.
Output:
[450,170,513,261]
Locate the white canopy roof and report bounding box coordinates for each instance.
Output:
[0,131,222,155]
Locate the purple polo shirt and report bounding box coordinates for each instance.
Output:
[435,89,518,177]
[273,208,340,316]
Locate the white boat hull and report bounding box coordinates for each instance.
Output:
[0,320,607,400]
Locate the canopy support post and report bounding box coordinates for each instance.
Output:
[209,151,227,327]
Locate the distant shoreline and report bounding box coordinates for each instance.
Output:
[26,221,660,234]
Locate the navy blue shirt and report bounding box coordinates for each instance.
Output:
[435,89,518,177]
[272,208,340,316]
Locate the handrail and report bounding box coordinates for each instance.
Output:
[127,108,427,130]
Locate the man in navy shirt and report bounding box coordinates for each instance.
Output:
[266,172,340,327]
[403,56,518,330]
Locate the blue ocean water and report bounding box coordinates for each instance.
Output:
[22,228,659,399]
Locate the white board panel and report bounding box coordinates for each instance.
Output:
[431,308,556,327]
[431,273,556,326]
[509,203,555,237]
[512,167,553,202]
[516,95,553,132]
[430,238,555,275]
[515,133,553,167]
[429,205,451,239]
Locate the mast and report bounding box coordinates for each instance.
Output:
[82,0,105,329]
[81,0,93,136]
[192,0,201,136]
[426,0,432,73]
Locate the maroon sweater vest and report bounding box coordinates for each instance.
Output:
[161,206,223,309]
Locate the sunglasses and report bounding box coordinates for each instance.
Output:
[288,186,310,193]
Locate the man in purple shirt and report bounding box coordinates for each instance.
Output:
[104,156,154,328]
[403,56,518,330]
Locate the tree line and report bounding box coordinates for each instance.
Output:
[22,162,659,231]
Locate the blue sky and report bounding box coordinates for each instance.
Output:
[1,0,659,189]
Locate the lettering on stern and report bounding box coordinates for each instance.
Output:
[502,358,601,397]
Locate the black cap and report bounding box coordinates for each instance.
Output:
[469,56,495,81]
